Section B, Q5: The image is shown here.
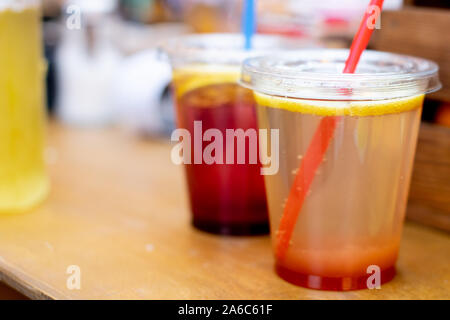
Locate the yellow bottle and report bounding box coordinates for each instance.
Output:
[0,3,49,214]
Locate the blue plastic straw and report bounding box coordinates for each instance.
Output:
[242,0,256,50]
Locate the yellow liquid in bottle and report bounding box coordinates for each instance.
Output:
[0,5,49,214]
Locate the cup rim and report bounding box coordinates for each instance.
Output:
[159,33,320,67]
[240,49,442,101]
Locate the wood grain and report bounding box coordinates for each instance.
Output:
[0,122,448,300]
[408,123,450,232]
[373,8,450,102]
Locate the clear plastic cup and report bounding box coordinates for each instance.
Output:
[162,34,310,235]
[0,0,49,214]
[241,49,441,290]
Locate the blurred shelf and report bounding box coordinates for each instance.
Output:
[408,123,450,232]
[0,122,449,300]
[373,8,450,103]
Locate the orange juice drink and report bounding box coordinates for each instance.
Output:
[0,1,49,213]
[241,50,441,290]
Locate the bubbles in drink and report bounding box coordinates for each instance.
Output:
[258,97,423,290]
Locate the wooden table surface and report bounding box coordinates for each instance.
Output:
[0,122,449,300]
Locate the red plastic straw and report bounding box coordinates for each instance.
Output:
[275,0,385,261]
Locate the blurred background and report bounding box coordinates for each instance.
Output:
[41,0,450,135]
[0,0,449,300]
